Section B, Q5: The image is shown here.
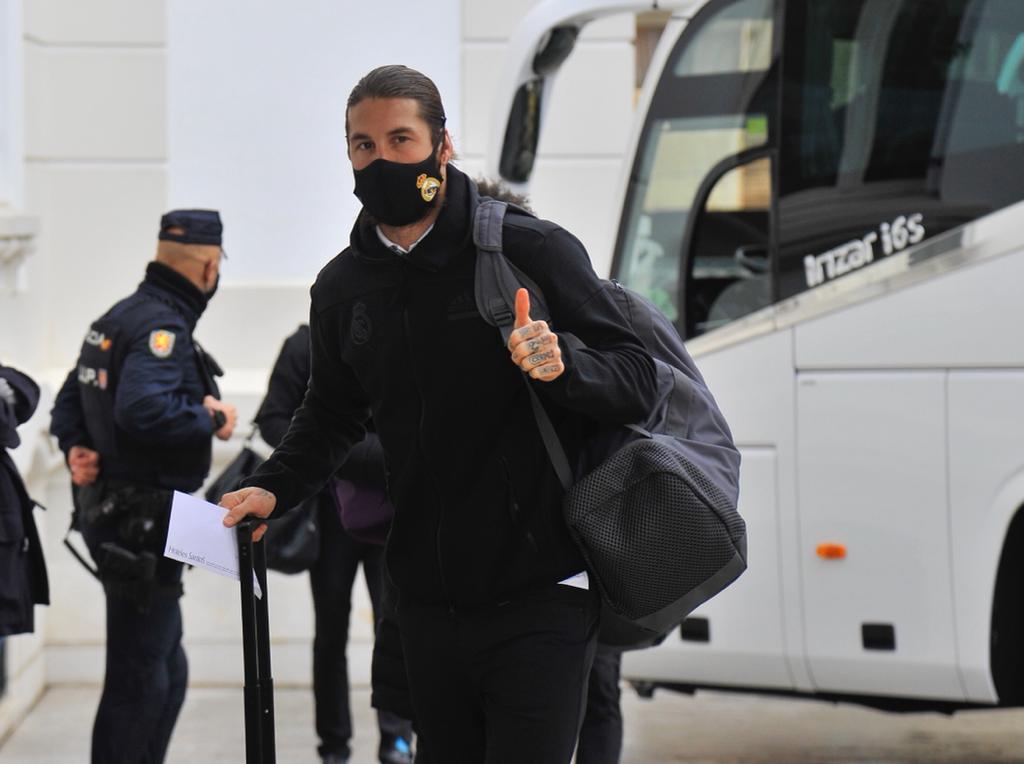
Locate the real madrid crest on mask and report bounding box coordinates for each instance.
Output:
[353,146,444,227]
[416,173,441,202]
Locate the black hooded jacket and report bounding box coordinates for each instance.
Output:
[0,364,49,636]
[244,166,658,609]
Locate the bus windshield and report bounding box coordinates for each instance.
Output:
[614,0,775,326]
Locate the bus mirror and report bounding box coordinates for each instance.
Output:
[533,26,579,76]
[499,26,579,183]
[500,80,543,183]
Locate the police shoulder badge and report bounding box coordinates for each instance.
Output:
[416,173,441,202]
[149,329,176,358]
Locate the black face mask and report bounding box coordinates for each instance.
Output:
[352,150,443,227]
[205,273,220,299]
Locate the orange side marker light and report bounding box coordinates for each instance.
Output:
[817,543,846,560]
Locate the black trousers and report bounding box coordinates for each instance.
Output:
[85,525,187,764]
[577,647,623,764]
[311,498,413,758]
[398,583,599,764]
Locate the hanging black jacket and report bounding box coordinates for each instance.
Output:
[244,166,659,610]
[0,364,49,636]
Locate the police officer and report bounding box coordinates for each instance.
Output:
[50,209,237,763]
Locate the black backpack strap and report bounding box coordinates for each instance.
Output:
[472,196,573,492]
[473,198,517,345]
[473,198,551,345]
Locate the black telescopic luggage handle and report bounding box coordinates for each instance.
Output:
[237,519,276,764]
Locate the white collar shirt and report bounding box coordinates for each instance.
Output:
[376,224,435,256]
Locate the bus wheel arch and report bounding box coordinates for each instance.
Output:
[991,504,1024,705]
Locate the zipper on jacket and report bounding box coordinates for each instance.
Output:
[402,304,455,611]
[500,456,539,554]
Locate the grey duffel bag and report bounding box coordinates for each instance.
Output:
[473,194,746,649]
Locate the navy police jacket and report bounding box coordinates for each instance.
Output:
[50,262,219,493]
[0,364,49,636]
[245,166,659,610]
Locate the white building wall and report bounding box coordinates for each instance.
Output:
[0,0,23,208]
[167,0,463,286]
[18,0,171,714]
[0,0,170,740]
[0,0,644,740]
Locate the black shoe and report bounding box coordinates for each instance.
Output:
[379,735,414,764]
[322,754,350,764]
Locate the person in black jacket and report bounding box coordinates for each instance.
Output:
[220,65,658,763]
[50,209,237,764]
[255,324,414,764]
[0,363,49,638]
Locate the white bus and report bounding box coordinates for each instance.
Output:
[491,0,1024,710]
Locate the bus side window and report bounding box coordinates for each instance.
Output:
[776,0,1024,300]
[686,156,773,337]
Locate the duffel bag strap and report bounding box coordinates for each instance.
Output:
[63,525,101,581]
[524,383,573,492]
[246,424,274,461]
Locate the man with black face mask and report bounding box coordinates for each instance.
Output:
[220,65,659,764]
[50,209,237,764]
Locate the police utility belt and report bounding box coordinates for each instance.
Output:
[64,480,183,608]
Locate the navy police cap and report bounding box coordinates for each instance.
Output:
[159,209,223,246]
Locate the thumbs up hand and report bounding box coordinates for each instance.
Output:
[508,288,565,382]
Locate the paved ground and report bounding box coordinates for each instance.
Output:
[2,684,1024,762]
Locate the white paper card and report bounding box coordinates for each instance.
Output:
[164,490,262,598]
[558,571,590,590]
